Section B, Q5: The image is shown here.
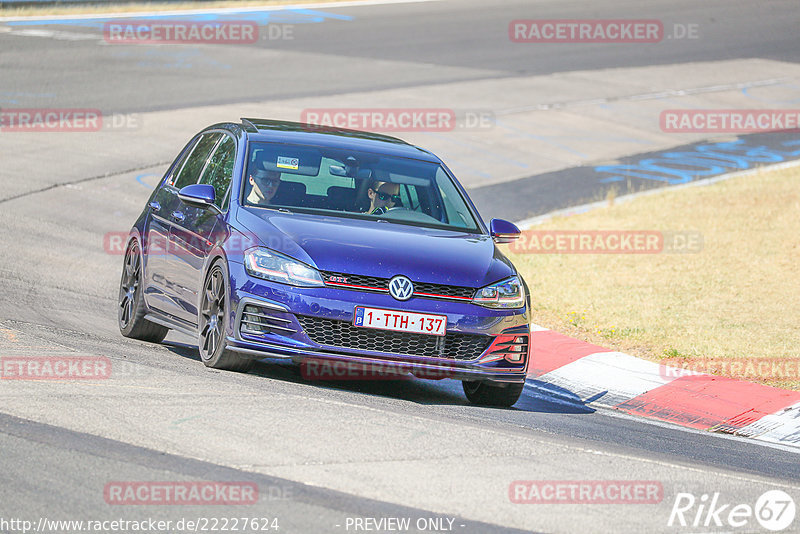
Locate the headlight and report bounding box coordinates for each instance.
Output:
[472,276,525,309]
[244,248,325,287]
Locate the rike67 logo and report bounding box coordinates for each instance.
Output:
[669,490,795,531]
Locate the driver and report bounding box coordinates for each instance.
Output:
[366,180,400,215]
[247,168,282,205]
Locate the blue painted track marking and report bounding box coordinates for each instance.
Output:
[136,173,158,190]
[597,137,800,184]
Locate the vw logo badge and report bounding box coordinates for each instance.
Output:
[388,275,414,301]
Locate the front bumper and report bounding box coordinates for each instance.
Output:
[226,261,531,384]
[226,333,529,383]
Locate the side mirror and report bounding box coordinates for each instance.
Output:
[178,184,216,209]
[490,218,521,244]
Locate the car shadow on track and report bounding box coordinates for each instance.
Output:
[161,341,203,362]
[156,341,595,414]
[251,359,471,405]
[518,380,596,415]
[245,360,597,414]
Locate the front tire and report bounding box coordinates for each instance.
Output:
[198,261,253,372]
[462,380,525,407]
[118,240,169,343]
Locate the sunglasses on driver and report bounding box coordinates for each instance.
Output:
[375,191,401,203]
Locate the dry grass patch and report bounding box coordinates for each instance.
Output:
[505,166,800,389]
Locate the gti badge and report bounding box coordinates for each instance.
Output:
[388,275,414,301]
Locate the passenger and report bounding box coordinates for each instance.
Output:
[365,180,401,215]
[247,168,282,205]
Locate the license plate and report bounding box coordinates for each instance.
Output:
[353,307,447,336]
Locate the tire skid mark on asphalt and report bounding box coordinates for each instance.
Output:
[0,161,170,205]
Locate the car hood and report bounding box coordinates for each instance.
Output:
[236,208,515,288]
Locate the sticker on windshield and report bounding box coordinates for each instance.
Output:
[277,156,299,170]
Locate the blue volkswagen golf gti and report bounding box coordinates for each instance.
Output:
[118,119,531,406]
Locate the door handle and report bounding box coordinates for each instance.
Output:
[148,201,161,212]
[171,211,186,223]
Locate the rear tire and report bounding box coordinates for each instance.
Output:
[462,380,525,407]
[118,240,169,343]
[198,261,253,372]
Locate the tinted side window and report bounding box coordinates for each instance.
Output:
[198,136,236,210]
[435,167,471,228]
[172,132,223,189]
[399,183,420,211]
[159,137,198,191]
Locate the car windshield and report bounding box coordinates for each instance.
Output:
[241,142,481,232]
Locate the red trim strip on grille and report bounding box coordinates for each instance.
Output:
[325,281,473,301]
[413,291,472,301]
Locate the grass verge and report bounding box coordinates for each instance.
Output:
[504,165,800,389]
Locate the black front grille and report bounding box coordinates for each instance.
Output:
[296,315,491,361]
[321,271,476,301]
[413,281,475,299]
[323,272,387,290]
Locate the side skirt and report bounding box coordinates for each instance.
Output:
[144,311,197,338]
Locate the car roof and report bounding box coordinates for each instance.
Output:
[235,118,442,163]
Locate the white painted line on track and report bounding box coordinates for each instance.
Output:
[0,0,441,23]
[1,28,100,40]
[497,78,788,115]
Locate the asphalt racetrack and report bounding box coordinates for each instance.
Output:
[1,1,800,532]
